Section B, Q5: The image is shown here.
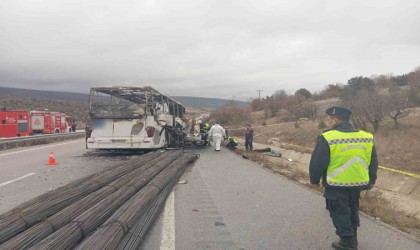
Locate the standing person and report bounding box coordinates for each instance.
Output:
[208,122,226,151]
[309,106,378,250]
[71,121,77,132]
[245,124,253,151]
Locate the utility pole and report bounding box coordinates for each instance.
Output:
[256,89,263,100]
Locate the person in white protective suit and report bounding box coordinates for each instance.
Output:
[208,122,226,151]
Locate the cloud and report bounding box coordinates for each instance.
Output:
[1,0,420,100]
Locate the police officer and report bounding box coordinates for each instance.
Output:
[309,106,378,250]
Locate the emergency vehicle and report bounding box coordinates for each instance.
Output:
[0,109,75,138]
[30,110,72,134]
[0,109,30,137]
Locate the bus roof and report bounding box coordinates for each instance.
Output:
[90,86,184,107]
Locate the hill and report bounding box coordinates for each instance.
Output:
[0,87,249,109]
[171,96,249,109]
[0,87,89,102]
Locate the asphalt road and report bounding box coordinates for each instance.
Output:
[142,146,420,250]
[0,139,144,214]
[1,142,419,249]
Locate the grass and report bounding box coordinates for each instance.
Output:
[245,114,420,174]
[360,190,420,238]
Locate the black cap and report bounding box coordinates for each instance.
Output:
[326,106,352,119]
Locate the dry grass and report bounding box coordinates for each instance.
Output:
[252,121,320,147]
[360,190,420,238]
[375,115,420,173]
[239,149,309,182]
[243,111,420,174]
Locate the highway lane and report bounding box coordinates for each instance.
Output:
[141,147,420,250]
[0,139,140,214]
[1,142,419,249]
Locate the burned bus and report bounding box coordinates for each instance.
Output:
[86,86,187,150]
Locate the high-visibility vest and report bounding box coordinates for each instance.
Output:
[322,129,374,187]
[227,136,237,143]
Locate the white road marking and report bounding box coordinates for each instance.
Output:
[0,140,83,157]
[0,173,36,188]
[160,190,176,250]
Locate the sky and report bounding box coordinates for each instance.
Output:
[1,0,420,101]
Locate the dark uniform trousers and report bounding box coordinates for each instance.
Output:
[324,188,361,237]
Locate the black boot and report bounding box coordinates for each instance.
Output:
[353,228,358,247]
[332,236,357,250]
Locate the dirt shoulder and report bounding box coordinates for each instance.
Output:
[232,138,420,240]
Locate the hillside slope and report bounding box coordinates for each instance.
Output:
[0,87,249,109]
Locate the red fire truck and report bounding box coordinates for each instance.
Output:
[0,109,31,137]
[0,109,75,138]
[30,110,72,134]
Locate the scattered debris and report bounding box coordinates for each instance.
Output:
[270,150,282,157]
[253,148,271,153]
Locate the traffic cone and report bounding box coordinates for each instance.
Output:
[46,152,58,165]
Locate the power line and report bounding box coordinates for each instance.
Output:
[256,90,263,100]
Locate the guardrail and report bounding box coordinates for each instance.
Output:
[0,132,85,151]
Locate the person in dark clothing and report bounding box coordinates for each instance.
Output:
[71,123,77,132]
[245,124,253,151]
[309,106,378,250]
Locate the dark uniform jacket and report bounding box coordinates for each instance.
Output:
[309,122,378,188]
[245,128,253,141]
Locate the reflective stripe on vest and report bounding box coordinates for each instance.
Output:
[322,130,374,187]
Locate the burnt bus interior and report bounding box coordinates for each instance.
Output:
[89,86,185,119]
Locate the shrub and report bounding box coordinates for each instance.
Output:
[318,121,327,129]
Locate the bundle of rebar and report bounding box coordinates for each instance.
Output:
[75,154,197,250]
[0,150,181,249]
[0,149,198,250]
[0,151,164,244]
[116,161,187,250]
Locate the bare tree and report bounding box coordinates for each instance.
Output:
[387,88,412,128]
[343,88,390,133]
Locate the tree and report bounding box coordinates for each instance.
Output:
[264,96,280,117]
[342,76,374,99]
[209,103,250,126]
[287,95,317,119]
[273,89,288,100]
[343,87,390,133]
[388,89,413,128]
[407,67,420,105]
[373,74,393,88]
[391,74,408,86]
[250,98,264,112]
[314,83,344,100]
[295,88,312,99]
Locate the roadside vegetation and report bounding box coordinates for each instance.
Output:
[209,66,420,174]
